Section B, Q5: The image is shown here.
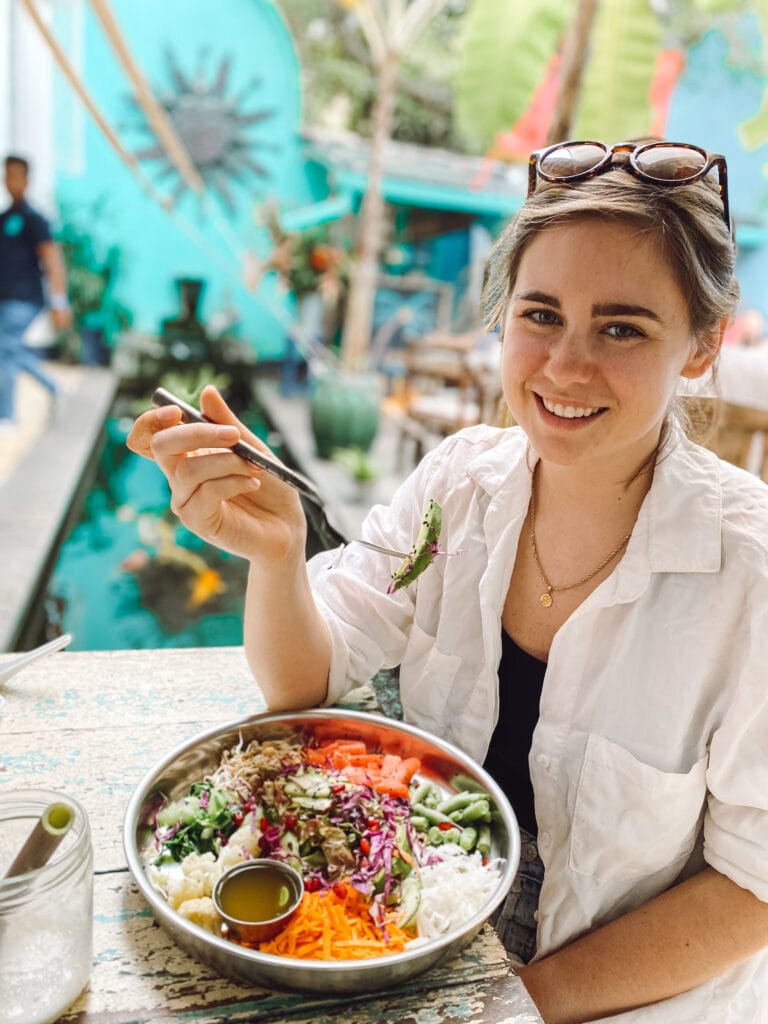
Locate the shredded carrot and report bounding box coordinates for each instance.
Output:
[259,886,414,960]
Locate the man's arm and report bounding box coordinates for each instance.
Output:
[518,867,768,1024]
[37,240,72,330]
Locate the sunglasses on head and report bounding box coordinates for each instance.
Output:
[527,140,731,233]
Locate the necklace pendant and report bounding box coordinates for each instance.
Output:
[540,591,553,608]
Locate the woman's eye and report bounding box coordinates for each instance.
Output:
[522,308,560,326]
[604,322,645,340]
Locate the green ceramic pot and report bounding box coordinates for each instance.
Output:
[309,370,381,459]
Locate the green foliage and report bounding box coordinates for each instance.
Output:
[56,200,132,357]
[331,445,378,482]
[278,0,466,148]
[455,0,575,151]
[572,0,662,142]
[455,0,768,154]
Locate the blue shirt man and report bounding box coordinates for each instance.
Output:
[0,154,71,428]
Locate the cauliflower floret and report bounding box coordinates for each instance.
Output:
[177,896,220,934]
[220,811,262,864]
[166,851,220,908]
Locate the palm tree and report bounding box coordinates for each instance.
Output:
[336,0,452,371]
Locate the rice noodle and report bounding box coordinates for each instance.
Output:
[416,844,502,939]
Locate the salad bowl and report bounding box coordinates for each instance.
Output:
[123,708,520,993]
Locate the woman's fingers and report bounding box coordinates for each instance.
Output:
[126,404,182,460]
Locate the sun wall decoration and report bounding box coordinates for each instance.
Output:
[127,47,276,213]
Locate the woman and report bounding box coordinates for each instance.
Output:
[127,140,768,1022]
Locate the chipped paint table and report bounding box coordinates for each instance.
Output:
[0,646,543,1024]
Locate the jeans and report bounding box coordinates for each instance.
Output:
[492,827,544,965]
[0,300,55,420]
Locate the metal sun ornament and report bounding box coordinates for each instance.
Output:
[128,47,276,213]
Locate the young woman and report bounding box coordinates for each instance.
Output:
[127,140,768,1022]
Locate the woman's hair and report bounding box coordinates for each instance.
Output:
[483,166,739,360]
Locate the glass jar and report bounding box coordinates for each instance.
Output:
[0,790,93,1024]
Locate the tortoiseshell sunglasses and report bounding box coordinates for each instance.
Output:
[527,140,731,234]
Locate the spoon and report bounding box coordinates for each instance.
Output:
[152,389,410,560]
[0,634,73,686]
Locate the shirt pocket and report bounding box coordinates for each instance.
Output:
[569,733,707,883]
[399,622,461,733]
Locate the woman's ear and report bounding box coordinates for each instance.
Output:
[680,316,727,380]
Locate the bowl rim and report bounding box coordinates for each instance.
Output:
[123,707,521,977]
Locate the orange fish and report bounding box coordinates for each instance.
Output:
[188,568,226,609]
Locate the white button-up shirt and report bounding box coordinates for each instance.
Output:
[308,424,768,1022]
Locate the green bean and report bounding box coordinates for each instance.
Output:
[453,800,491,824]
[410,781,434,806]
[458,826,478,851]
[438,791,486,814]
[411,802,455,826]
[476,824,492,856]
[409,815,429,832]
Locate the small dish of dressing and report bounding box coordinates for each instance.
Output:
[213,860,304,944]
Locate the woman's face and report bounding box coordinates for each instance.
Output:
[501,218,719,476]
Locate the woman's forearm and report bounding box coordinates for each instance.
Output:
[518,867,768,1024]
[243,557,331,710]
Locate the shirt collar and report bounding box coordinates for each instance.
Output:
[464,424,723,575]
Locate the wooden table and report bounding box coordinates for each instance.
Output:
[0,646,543,1024]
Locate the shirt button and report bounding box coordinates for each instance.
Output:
[521,841,538,863]
[538,830,551,847]
[535,753,550,769]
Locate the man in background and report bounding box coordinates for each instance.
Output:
[0,154,71,432]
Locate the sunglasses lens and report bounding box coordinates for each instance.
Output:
[635,145,708,182]
[539,143,606,179]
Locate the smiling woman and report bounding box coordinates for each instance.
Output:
[126,138,768,1024]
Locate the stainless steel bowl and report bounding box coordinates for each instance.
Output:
[123,709,520,993]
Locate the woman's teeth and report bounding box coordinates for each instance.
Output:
[542,398,601,419]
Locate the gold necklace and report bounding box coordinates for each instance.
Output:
[529,484,634,608]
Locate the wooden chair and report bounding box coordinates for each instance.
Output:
[681,396,768,482]
[395,329,504,466]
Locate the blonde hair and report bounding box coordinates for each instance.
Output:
[483,169,739,360]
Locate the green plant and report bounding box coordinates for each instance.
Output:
[331,446,378,482]
[259,203,350,301]
[55,202,132,358]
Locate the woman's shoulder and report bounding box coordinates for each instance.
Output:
[680,436,768,557]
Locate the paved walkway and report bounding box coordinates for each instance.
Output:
[0,362,117,650]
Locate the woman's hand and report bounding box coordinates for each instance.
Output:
[126,385,306,566]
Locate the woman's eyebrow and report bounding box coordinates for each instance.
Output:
[515,290,560,306]
[592,302,661,321]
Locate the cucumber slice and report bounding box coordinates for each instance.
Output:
[396,873,422,928]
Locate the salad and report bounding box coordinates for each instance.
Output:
[145,731,504,961]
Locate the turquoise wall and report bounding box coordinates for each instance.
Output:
[53,0,312,359]
[665,18,768,316]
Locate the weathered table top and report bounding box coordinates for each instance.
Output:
[0,646,543,1023]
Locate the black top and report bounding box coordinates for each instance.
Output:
[483,628,547,835]
[0,200,51,305]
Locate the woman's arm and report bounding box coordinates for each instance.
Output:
[518,867,768,1024]
[243,555,331,710]
[127,385,332,709]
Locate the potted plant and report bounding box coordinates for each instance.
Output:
[56,210,132,366]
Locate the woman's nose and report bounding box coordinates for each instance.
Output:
[545,328,594,383]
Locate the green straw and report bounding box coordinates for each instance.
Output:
[4,802,75,879]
